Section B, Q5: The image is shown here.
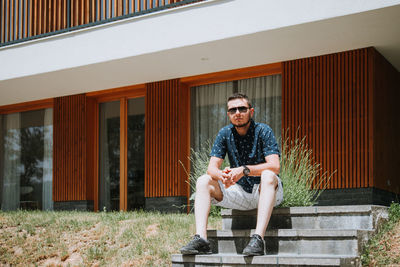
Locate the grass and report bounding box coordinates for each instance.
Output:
[0,210,221,267]
[361,202,400,266]
[1,204,399,266]
[279,133,333,207]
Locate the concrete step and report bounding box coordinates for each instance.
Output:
[222,205,388,230]
[171,254,361,267]
[207,229,372,256]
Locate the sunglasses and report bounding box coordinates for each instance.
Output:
[227,106,250,114]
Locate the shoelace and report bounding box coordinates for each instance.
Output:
[248,235,261,247]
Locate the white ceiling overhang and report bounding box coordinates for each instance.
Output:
[0,0,399,106]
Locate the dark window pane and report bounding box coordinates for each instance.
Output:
[0,109,53,211]
[99,101,120,211]
[127,97,145,210]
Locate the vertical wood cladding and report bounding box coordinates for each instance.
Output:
[372,49,400,194]
[53,94,87,201]
[145,79,190,198]
[282,48,372,190]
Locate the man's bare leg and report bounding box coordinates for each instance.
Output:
[194,175,223,239]
[254,170,278,237]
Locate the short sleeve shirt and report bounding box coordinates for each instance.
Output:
[210,120,280,193]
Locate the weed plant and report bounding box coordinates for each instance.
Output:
[279,133,333,207]
[361,202,400,266]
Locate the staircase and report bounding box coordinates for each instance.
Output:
[171,205,388,267]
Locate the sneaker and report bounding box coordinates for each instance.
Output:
[242,234,265,256]
[180,234,212,255]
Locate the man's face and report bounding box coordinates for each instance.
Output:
[227,98,254,128]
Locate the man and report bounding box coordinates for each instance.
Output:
[180,93,283,256]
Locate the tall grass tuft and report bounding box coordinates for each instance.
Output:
[279,131,333,207]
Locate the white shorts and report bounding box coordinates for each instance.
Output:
[211,172,284,210]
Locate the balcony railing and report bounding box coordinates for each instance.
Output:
[0,0,203,47]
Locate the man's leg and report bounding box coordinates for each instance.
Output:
[195,174,223,239]
[254,170,278,237]
[243,170,277,256]
[180,174,223,255]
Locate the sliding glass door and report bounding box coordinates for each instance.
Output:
[98,96,145,211]
[127,97,145,210]
[98,101,120,211]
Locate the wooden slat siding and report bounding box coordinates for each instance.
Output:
[53,94,87,201]
[282,48,371,190]
[1,0,4,43]
[145,79,189,198]
[372,49,400,194]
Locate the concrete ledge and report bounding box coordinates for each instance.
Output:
[316,188,400,206]
[53,200,94,211]
[145,196,187,213]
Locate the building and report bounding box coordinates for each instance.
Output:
[0,0,399,212]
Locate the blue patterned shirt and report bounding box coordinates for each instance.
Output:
[210,120,280,193]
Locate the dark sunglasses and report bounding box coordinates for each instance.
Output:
[227,106,250,114]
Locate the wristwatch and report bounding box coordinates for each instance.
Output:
[242,165,250,176]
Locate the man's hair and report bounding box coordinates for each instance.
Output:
[227,93,252,108]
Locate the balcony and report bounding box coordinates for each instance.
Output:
[0,0,203,47]
[0,0,399,107]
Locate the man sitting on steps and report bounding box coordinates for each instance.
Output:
[180,93,284,256]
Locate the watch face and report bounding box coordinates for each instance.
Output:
[243,166,250,176]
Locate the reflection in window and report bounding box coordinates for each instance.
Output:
[99,101,120,211]
[127,97,145,210]
[0,109,53,211]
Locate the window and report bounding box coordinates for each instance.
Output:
[191,74,282,153]
[0,108,53,211]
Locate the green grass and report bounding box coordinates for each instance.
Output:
[279,133,333,207]
[0,210,221,267]
[361,202,400,266]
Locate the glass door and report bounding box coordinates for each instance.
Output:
[98,101,120,211]
[127,97,145,210]
[97,96,145,211]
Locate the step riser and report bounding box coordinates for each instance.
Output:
[171,255,361,267]
[209,237,360,256]
[221,205,388,231]
[223,214,373,230]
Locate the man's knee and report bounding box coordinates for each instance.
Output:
[196,174,213,189]
[261,170,278,187]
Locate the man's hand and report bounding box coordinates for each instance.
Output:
[220,167,244,188]
[216,168,232,188]
[227,167,244,183]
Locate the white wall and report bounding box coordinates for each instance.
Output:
[0,0,399,105]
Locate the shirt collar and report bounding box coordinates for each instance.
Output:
[232,119,255,138]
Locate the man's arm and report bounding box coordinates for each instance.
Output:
[228,154,280,183]
[207,156,230,184]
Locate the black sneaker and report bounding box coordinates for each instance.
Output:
[242,234,265,256]
[180,234,212,255]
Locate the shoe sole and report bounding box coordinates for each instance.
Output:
[242,251,264,256]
